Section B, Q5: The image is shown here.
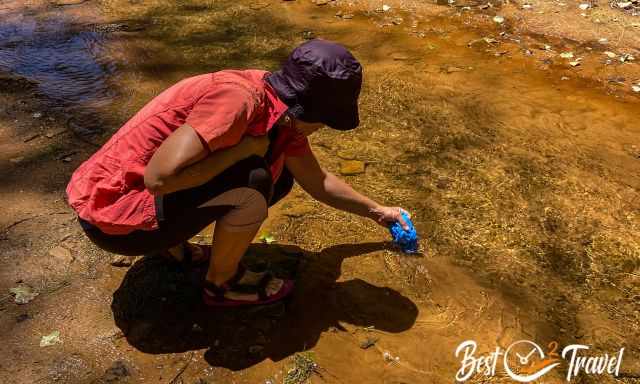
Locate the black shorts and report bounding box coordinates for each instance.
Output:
[79,156,294,256]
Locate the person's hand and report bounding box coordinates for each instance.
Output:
[241,135,270,157]
[370,206,411,230]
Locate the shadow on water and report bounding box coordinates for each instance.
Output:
[111,242,419,370]
[110,0,301,78]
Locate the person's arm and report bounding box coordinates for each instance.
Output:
[285,150,409,229]
[144,124,269,196]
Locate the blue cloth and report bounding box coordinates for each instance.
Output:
[388,212,419,253]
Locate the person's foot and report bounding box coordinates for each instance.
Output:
[234,268,269,286]
[205,276,285,302]
[202,270,294,306]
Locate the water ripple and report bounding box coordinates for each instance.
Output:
[0,15,117,110]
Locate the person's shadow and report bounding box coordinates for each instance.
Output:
[111,242,420,370]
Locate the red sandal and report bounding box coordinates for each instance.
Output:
[202,271,295,307]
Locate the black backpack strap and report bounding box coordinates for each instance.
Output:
[264,124,280,163]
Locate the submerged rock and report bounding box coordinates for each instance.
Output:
[340,160,366,175]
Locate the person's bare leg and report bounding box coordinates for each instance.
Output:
[205,223,284,301]
[206,223,259,286]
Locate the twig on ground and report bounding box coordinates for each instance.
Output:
[43,281,71,296]
[0,214,44,239]
[168,351,195,384]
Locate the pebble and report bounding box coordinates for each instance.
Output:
[49,246,74,264]
[391,52,411,60]
[339,160,366,175]
[315,0,329,5]
[604,51,617,58]
[59,233,72,242]
[632,84,640,93]
[446,66,465,73]
[23,133,41,143]
[102,361,129,381]
[359,337,379,349]
[110,255,134,267]
[96,328,124,342]
[493,15,505,23]
[341,13,354,19]
[45,128,67,139]
[620,53,635,62]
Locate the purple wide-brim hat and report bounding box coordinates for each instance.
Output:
[266,39,363,131]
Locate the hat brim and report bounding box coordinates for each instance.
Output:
[322,102,359,131]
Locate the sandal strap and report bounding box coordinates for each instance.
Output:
[203,280,229,302]
[222,272,274,299]
[227,263,246,287]
[255,272,274,301]
[202,264,248,301]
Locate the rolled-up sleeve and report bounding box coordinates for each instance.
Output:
[186,84,259,152]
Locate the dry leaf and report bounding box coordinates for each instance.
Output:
[40,331,62,347]
[258,232,276,244]
[9,285,39,304]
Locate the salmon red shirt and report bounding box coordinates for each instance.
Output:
[66,70,311,235]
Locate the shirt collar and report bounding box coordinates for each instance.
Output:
[263,76,290,132]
